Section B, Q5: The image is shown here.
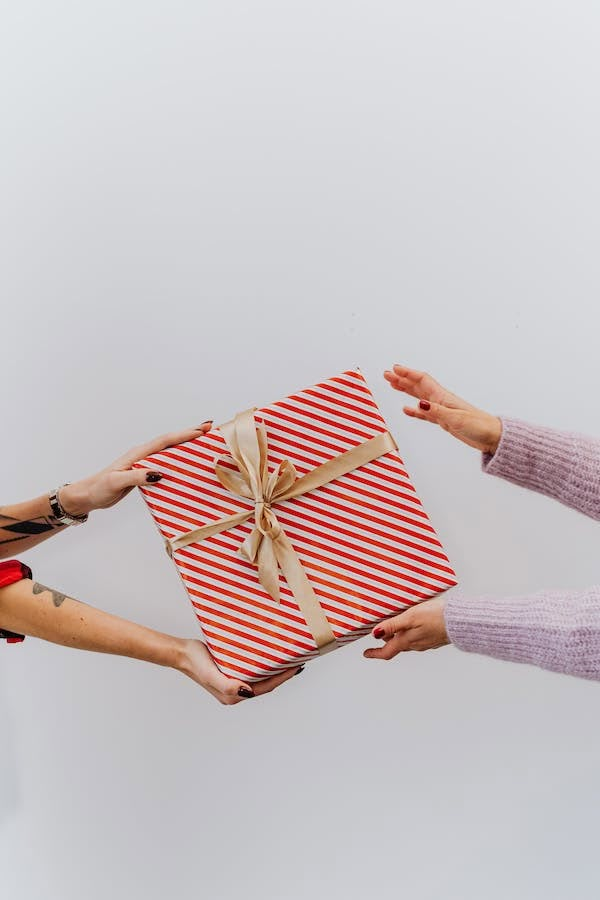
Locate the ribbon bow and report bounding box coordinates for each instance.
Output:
[166,408,397,651]
[216,413,300,604]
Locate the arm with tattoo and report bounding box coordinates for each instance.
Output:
[0,499,68,559]
[31,581,69,607]
[0,576,183,660]
[0,578,301,704]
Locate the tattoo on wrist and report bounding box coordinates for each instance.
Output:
[0,512,65,546]
[32,582,72,608]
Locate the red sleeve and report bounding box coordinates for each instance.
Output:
[0,559,31,643]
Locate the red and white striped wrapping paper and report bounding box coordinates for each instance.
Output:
[136,370,458,681]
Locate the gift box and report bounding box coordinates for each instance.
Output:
[135,369,458,681]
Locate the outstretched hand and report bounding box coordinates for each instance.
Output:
[385,364,502,454]
[59,421,214,517]
[363,596,449,661]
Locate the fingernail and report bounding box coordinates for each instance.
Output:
[373,627,384,639]
[419,400,431,411]
[196,420,213,429]
[238,687,255,698]
[146,471,162,483]
[294,665,305,676]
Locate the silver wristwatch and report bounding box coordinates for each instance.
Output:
[48,485,89,526]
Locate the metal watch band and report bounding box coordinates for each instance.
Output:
[49,485,88,526]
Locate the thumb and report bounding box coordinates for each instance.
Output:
[113,467,165,491]
[404,398,461,431]
[220,677,256,701]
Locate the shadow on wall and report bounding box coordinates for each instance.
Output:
[0,674,20,828]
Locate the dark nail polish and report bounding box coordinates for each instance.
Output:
[419,400,431,411]
[146,471,162,483]
[373,627,385,639]
[238,687,255,698]
[294,665,305,676]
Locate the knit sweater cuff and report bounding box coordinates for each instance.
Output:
[480,417,577,496]
[445,590,536,661]
[477,416,600,522]
[444,587,600,680]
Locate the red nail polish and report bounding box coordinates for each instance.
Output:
[373,627,384,639]
[419,400,431,411]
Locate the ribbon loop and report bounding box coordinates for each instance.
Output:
[221,412,301,606]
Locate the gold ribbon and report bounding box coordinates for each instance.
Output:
[166,409,397,652]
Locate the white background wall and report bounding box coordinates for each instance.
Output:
[1,2,600,898]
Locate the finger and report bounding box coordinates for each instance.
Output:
[402,400,464,433]
[109,468,165,492]
[386,365,475,412]
[383,365,435,401]
[371,611,414,641]
[135,422,213,460]
[363,633,412,660]
[402,405,430,421]
[202,665,256,703]
[122,421,214,466]
[252,665,304,696]
[218,677,257,703]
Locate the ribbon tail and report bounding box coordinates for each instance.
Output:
[272,532,336,652]
[255,538,281,604]
[167,510,252,555]
[239,528,262,566]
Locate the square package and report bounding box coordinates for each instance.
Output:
[136,370,458,680]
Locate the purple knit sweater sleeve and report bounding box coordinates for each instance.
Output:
[479,416,600,520]
[445,417,600,681]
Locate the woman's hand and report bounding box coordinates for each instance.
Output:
[178,639,303,705]
[59,422,213,517]
[363,596,449,660]
[385,364,502,454]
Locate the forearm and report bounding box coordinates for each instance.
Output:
[0,577,185,669]
[0,484,89,560]
[482,418,600,520]
[445,585,600,681]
